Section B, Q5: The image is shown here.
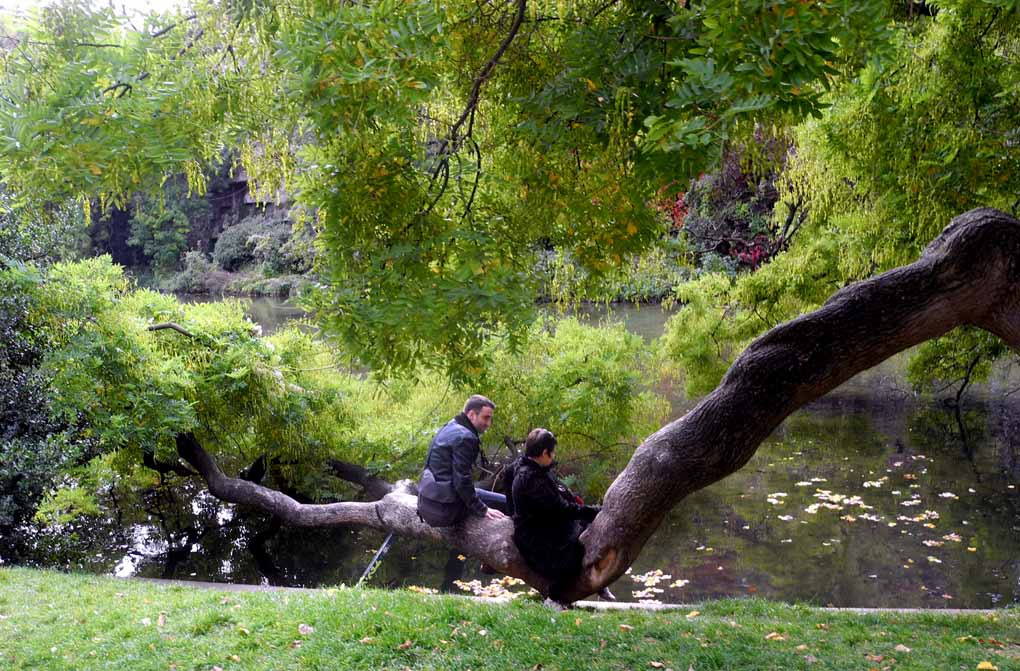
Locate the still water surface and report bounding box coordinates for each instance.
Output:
[17,298,1020,607]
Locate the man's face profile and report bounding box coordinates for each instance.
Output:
[467,406,493,434]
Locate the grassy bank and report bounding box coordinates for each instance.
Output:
[1,568,1016,671]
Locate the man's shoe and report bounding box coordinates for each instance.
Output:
[597,586,617,601]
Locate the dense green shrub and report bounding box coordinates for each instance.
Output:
[477,317,670,494]
[128,181,212,272]
[537,240,690,306]
[167,251,217,293]
[0,261,95,553]
[212,212,296,273]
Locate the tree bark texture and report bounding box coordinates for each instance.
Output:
[177,208,1019,601]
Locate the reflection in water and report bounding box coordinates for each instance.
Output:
[9,298,1020,607]
[631,400,1020,608]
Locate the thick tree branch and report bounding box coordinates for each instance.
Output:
[175,433,551,593]
[327,459,396,501]
[566,207,1020,601]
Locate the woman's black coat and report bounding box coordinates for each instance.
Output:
[510,457,599,590]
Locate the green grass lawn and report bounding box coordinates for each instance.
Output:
[1,567,1017,670]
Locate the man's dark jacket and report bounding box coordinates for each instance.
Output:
[417,414,487,526]
[510,457,599,590]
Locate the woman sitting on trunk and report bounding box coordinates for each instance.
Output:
[509,428,612,604]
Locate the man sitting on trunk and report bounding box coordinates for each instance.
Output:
[416,395,507,527]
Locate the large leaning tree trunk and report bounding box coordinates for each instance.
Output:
[176,207,1020,601]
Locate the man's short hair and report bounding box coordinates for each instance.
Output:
[463,394,496,414]
[525,428,556,457]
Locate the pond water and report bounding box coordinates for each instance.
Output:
[10,299,1020,608]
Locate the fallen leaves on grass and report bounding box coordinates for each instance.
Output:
[976,663,998,671]
[764,632,786,641]
[619,624,634,632]
[397,640,413,650]
[298,624,314,636]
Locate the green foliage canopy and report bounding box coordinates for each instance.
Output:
[0,0,892,376]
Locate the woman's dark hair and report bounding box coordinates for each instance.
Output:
[524,428,556,457]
